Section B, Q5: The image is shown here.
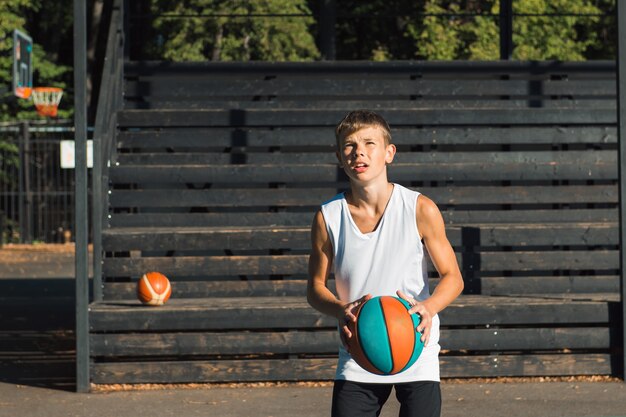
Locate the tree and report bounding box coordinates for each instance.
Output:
[411,1,464,60]
[332,0,418,60]
[407,0,607,61]
[0,0,71,121]
[150,0,320,61]
[510,0,602,61]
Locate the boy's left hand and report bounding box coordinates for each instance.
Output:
[396,290,433,346]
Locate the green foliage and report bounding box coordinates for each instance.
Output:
[0,0,71,122]
[584,0,615,59]
[463,14,500,60]
[510,0,602,60]
[334,0,439,60]
[151,0,320,61]
[406,0,609,61]
[412,1,463,60]
[133,0,615,62]
[0,139,19,187]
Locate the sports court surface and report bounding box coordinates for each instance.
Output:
[0,379,625,417]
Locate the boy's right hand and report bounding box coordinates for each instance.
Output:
[338,293,372,350]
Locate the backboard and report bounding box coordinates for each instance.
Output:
[13,29,33,99]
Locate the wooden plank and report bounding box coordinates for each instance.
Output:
[505,293,619,302]
[444,209,618,225]
[117,126,617,148]
[109,186,619,208]
[90,353,612,383]
[440,353,612,378]
[123,78,617,98]
[110,212,315,228]
[124,60,615,80]
[474,250,619,272]
[103,250,618,278]
[111,209,619,228]
[449,223,618,247]
[103,254,309,277]
[114,150,617,175]
[102,223,618,252]
[102,226,311,251]
[109,159,617,183]
[88,296,611,331]
[102,280,313,300]
[123,60,615,77]
[103,276,619,300]
[90,357,336,384]
[109,188,337,208]
[117,108,616,128]
[124,98,617,111]
[442,327,610,351]
[482,276,620,295]
[91,331,339,357]
[90,327,609,357]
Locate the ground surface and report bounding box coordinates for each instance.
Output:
[0,243,92,278]
[1,379,626,417]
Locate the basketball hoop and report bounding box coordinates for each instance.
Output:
[31,87,63,117]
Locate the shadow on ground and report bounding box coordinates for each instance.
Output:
[0,278,77,391]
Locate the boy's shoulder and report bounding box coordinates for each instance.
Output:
[321,191,346,208]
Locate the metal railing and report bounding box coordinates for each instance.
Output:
[92,0,124,301]
[74,0,124,392]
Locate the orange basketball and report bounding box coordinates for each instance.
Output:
[137,272,172,306]
[346,296,423,375]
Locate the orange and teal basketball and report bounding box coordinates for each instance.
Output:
[346,295,424,375]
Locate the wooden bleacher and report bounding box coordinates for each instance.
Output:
[89,61,619,384]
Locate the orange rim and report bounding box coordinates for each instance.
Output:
[15,86,32,99]
[33,87,63,93]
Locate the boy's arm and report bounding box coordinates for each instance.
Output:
[307,210,343,319]
[398,195,464,344]
[418,195,464,314]
[307,210,371,342]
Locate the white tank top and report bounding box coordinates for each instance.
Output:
[320,183,440,383]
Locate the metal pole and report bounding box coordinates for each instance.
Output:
[499,0,513,60]
[123,0,130,61]
[74,0,90,393]
[617,0,626,381]
[17,124,25,243]
[20,122,32,243]
[319,0,336,60]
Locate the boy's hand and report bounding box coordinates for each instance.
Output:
[396,290,433,346]
[338,293,372,350]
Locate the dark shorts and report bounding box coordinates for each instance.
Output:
[331,380,441,417]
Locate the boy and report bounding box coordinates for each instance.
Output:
[307,110,464,417]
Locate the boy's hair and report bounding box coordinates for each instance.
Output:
[335,110,392,147]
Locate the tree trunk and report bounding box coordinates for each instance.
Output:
[212,24,223,61]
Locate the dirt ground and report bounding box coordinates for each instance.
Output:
[0,243,89,260]
[91,375,620,393]
[0,243,92,278]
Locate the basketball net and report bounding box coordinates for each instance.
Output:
[31,87,63,117]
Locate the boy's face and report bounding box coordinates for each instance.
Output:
[336,125,396,184]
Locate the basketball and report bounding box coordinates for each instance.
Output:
[346,295,424,375]
[137,272,172,306]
